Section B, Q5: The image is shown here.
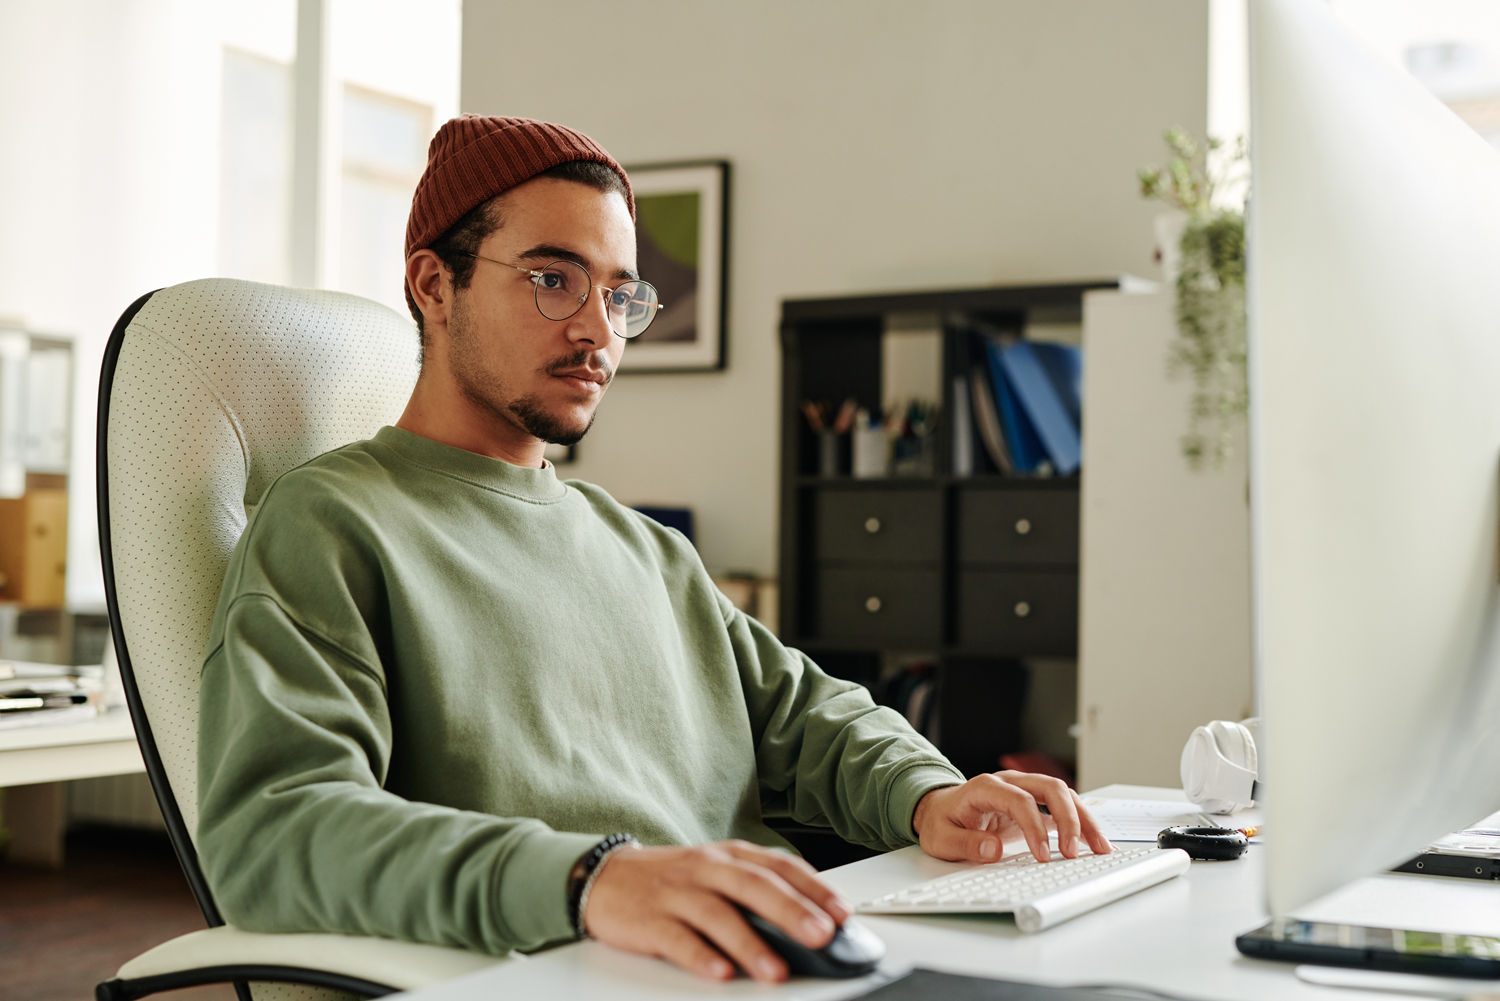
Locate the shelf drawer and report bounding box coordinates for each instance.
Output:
[958,570,1077,655]
[958,490,1078,566]
[816,488,941,563]
[818,565,941,645]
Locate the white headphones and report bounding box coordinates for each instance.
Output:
[1180,718,1260,815]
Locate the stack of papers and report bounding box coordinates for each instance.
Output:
[1080,797,1265,843]
[0,659,100,729]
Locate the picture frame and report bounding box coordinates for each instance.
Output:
[619,160,729,373]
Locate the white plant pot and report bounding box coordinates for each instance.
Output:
[1154,210,1188,287]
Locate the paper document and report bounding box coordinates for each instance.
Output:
[0,659,74,679]
[0,704,97,730]
[1080,797,1265,843]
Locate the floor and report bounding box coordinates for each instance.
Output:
[0,825,235,1001]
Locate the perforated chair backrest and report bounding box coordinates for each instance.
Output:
[99,278,419,922]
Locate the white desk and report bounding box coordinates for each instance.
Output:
[0,707,143,786]
[0,708,144,866]
[393,786,1500,1001]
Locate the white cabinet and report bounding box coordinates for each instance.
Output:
[1077,291,1252,789]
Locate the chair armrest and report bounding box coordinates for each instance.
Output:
[116,925,513,992]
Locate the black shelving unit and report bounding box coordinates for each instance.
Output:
[778,280,1114,780]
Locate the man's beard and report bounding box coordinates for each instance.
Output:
[447,296,612,447]
[507,387,594,446]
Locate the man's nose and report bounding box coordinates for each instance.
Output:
[565,286,615,344]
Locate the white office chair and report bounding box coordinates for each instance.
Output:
[96,278,514,1000]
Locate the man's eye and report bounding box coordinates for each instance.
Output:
[536,273,565,290]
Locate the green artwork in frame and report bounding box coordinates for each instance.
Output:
[620,161,728,372]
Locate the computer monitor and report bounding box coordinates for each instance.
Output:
[1250,0,1500,915]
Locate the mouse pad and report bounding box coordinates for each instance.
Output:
[853,968,1200,1000]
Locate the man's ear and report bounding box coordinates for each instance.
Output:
[406,250,452,330]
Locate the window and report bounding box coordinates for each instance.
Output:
[219,48,293,284]
[339,85,431,315]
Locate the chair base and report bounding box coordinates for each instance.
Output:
[105,924,509,997]
[97,964,394,1001]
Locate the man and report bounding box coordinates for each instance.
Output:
[197,115,1109,984]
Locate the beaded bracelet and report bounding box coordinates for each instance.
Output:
[568,833,640,938]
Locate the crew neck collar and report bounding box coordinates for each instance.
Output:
[373,426,568,503]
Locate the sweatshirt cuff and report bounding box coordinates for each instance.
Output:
[496,828,606,949]
[887,762,965,844]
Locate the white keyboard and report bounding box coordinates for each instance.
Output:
[858,845,1191,933]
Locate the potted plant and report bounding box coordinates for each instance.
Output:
[1140,129,1248,470]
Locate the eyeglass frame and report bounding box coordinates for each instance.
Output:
[460,252,664,339]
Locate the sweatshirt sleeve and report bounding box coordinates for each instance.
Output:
[196,592,599,955]
[720,594,964,850]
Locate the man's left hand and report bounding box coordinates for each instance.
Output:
[912,771,1113,864]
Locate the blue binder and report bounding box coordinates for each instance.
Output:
[1030,342,1083,429]
[995,340,1081,475]
[983,339,1047,474]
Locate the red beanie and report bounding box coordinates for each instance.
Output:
[404,114,634,260]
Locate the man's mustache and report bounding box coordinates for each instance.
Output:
[544,350,614,386]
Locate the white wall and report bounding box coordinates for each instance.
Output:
[0,0,457,609]
[462,0,1209,577]
[1077,291,1252,790]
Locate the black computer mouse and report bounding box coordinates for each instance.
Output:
[736,906,886,978]
[1157,825,1249,860]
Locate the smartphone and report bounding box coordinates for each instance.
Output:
[1236,918,1500,978]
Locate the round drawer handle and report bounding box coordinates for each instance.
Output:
[1014,601,1032,618]
[865,596,883,613]
[864,517,882,534]
[1014,518,1032,536]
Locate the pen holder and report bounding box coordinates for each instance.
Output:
[892,435,936,478]
[853,427,888,479]
[818,430,842,478]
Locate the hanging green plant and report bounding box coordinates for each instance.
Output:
[1139,129,1248,470]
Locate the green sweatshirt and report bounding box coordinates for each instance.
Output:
[197,426,962,956]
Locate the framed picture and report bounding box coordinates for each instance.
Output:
[619,160,729,373]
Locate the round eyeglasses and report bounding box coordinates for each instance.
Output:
[463,253,663,339]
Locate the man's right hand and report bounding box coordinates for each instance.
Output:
[581,840,851,983]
